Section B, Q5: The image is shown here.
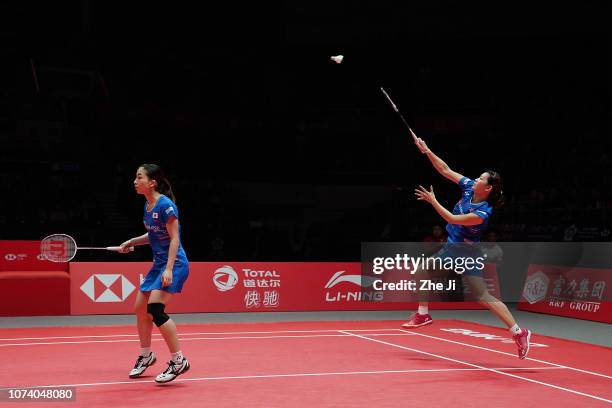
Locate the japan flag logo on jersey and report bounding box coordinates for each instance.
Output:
[152,212,159,219]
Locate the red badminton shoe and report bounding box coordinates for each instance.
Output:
[401,313,433,329]
[513,328,532,359]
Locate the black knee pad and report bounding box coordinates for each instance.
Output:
[147,303,170,327]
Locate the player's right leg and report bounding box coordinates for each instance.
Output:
[401,265,433,329]
[129,291,157,378]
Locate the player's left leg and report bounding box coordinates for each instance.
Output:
[463,275,531,359]
[148,290,190,383]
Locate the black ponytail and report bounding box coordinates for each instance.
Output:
[157,177,176,203]
[140,163,176,202]
[485,170,504,209]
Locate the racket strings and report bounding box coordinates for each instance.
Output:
[41,234,77,262]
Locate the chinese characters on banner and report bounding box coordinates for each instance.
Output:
[519,264,611,323]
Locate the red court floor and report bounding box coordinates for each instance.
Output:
[0,319,610,407]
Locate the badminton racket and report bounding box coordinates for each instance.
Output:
[328,55,422,150]
[380,87,419,144]
[41,233,133,263]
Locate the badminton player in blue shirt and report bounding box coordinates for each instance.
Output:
[403,137,532,359]
[120,163,190,382]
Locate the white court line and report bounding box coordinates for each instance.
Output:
[0,328,403,342]
[2,325,609,382]
[401,329,612,380]
[0,332,415,347]
[0,367,567,391]
[339,330,612,404]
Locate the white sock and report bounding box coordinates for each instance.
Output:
[509,324,521,336]
[140,347,151,357]
[418,306,429,315]
[171,351,184,364]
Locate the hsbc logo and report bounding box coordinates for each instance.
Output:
[80,274,136,302]
[3,253,27,261]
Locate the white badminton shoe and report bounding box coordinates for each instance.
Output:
[129,352,157,378]
[155,357,190,383]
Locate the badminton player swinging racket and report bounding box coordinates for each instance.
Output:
[404,136,532,359]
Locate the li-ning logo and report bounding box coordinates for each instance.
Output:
[325,271,377,289]
[213,265,239,292]
[80,274,136,302]
[324,271,382,302]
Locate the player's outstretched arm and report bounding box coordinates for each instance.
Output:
[415,185,484,226]
[414,137,464,184]
[119,233,149,252]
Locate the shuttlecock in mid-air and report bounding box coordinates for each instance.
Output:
[330,55,344,64]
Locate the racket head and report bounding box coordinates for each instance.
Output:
[40,234,77,262]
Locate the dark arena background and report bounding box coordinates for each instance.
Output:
[0,2,610,407]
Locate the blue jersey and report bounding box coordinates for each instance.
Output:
[143,195,188,267]
[445,177,492,243]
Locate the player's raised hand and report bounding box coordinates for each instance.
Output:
[415,137,430,154]
[415,185,436,204]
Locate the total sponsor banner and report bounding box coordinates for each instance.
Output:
[518,264,611,323]
[70,262,496,315]
[0,240,67,271]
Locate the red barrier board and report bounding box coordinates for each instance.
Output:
[70,262,500,315]
[0,241,67,271]
[518,264,612,323]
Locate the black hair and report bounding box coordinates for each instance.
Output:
[140,163,176,202]
[485,170,504,209]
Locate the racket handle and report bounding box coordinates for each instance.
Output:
[106,246,134,252]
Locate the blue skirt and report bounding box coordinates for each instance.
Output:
[432,243,484,276]
[140,259,189,293]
